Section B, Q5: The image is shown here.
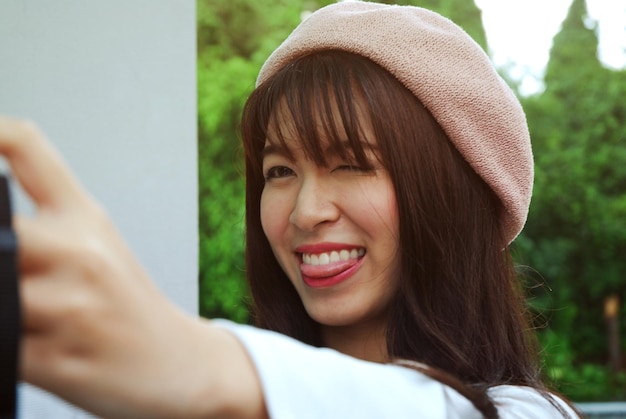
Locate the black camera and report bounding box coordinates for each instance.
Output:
[0,175,19,419]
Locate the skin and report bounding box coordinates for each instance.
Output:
[0,117,267,418]
[260,105,400,363]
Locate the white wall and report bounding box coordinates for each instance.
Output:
[0,1,197,417]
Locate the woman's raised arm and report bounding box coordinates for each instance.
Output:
[0,117,266,419]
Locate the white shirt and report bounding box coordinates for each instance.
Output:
[214,320,577,419]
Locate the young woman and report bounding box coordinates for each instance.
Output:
[1,2,578,418]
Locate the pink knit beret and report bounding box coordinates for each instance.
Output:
[257,1,533,244]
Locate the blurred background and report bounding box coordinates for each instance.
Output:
[196,0,626,403]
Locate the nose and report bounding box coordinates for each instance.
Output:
[289,177,339,231]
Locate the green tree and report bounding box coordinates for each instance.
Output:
[517,0,626,401]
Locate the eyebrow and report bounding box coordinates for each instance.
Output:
[261,143,291,159]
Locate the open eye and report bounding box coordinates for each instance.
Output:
[264,166,295,181]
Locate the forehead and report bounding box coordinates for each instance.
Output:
[264,93,377,161]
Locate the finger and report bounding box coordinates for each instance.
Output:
[20,332,90,405]
[20,332,51,384]
[15,214,81,332]
[20,333,66,390]
[13,215,67,271]
[21,333,111,415]
[0,117,88,211]
[20,272,62,333]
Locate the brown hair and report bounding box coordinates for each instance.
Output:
[240,51,555,417]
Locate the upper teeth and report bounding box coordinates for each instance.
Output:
[302,248,365,266]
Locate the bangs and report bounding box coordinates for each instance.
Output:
[242,51,380,173]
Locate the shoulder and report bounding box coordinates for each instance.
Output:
[213,320,576,419]
[488,385,578,418]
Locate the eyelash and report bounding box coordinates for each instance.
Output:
[334,164,366,172]
[264,166,294,181]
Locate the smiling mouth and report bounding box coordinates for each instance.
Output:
[298,248,366,287]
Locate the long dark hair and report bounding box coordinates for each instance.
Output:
[240,51,554,417]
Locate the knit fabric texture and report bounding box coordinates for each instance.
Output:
[257,1,534,244]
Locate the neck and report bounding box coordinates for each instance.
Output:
[321,321,389,363]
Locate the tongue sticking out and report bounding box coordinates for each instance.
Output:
[300,255,361,279]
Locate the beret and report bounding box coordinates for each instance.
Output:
[257,1,533,244]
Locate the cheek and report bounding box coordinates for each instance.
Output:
[260,189,287,246]
[361,182,399,238]
[387,193,400,236]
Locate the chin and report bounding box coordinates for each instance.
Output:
[304,306,354,327]
[306,305,384,329]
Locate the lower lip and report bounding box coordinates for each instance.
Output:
[301,257,363,288]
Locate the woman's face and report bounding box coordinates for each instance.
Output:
[260,102,400,332]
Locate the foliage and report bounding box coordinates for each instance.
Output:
[539,329,626,401]
[515,0,626,401]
